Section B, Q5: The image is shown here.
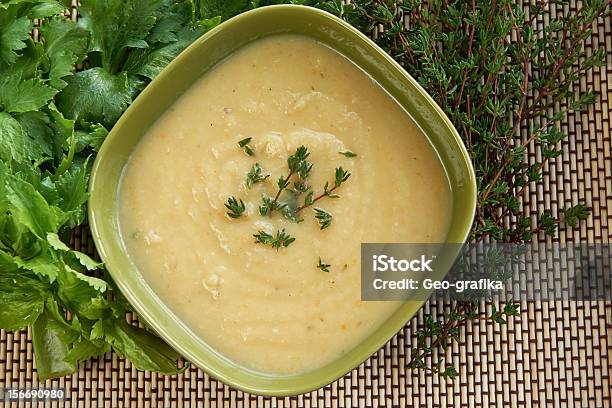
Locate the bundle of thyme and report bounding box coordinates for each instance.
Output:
[307,0,610,379]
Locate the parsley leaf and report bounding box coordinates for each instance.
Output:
[0,271,47,331]
[0,112,42,165]
[77,0,163,71]
[39,16,90,90]
[57,68,132,128]
[5,173,60,238]
[0,5,33,64]
[0,75,58,114]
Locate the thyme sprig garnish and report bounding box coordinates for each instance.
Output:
[260,145,312,216]
[295,167,351,213]
[245,163,269,189]
[317,257,331,272]
[224,196,246,219]
[313,208,333,230]
[238,137,254,156]
[253,228,295,250]
[227,143,352,259]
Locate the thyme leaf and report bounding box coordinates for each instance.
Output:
[253,228,295,250]
[317,257,331,272]
[339,151,357,158]
[245,163,269,189]
[562,204,590,228]
[224,196,246,219]
[259,194,287,216]
[295,167,351,213]
[313,208,332,230]
[238,137,254,156]
[262,145,312,216]
[334,167,350,188]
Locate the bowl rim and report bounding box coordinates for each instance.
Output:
[88,4,477,396]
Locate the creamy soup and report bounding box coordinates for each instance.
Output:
[119,35,451,374]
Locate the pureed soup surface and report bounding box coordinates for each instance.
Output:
[119,35,451,374]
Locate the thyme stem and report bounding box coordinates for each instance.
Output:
[295,185,339,213]
[272,170,295,207]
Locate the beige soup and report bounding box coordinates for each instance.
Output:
[119,35,451,374]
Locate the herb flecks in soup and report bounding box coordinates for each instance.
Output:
[119,35,452,374]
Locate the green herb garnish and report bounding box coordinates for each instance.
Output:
[281,210,304,224]
[317,257,331,272]
[293,180,311,193]
[238,137,255,156]
[245,163,269,189]
[313,208,333,230]
[225,196,246,219]
[257,148,349,223]
[304,191,314,207]
[253,228,295,250]
[295,167,351,212]
[334,167,350,187]
[259,193,287,216]
[261,145,311,216]
[339,151,357,158]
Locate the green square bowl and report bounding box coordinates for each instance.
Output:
[88,5,476,396]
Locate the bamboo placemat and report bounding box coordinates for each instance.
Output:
[1,1,611,407]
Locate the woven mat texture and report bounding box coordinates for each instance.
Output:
[1,1,611,407]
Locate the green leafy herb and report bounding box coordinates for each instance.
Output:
[334,167,350,187]
[56,0,218,128]
[259,193,287,216]
[321,0,606,379]
[440,366,458,381]
[253,228,295,250]
[490,302,521,324]
[0,0,220,380]
[304,191,314,207]
[563,204,590,228]
[238,137,254,156]
[536,211,558,236]
[245,162,269,188]
[276,175,290,190]
[317,257,331,272]
[339,151,357,158]
[313,208,332,230]
[224,196,246,219]
[287,145,311,173]
[295,167,351,212]
[293,179,311,193]
[261,145,311,216]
